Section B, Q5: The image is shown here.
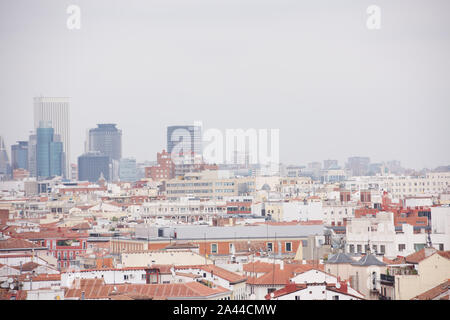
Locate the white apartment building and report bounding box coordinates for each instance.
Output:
[344,173,450,199]
[281,200,323,222]
[346,211,448,258]
[322,202,357,226]
[141,198,227,223]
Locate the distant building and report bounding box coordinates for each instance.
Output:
[323,159,339,170]
[27,132,38,177]
[0,136,11,180]
[36,121,64,180]
[145,150,175,181]
[34,97,70,178]
[13,168,30,180]
[88,124,122,161]
[346,156,370,176]
[70,163,78,181]
[11,141,28,170]
[167,125,202,157]
[78,152,111,182]
[119,158,137,182]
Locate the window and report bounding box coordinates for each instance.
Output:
[357,245,362,253]
[211,243,218,254]
[267,242,273,252]
[380,245,385,254]
[295,296,301,300]
[398,244,406,251]
[438,243,444,251]
[349,244,354,253]
[124,275,129,280]
[285,242,292,252]
[333,295,339,300]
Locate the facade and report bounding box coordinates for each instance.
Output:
[380,249,450,300]
[36,121,64,180]
[145,150,175,181]
[88,124,122,161]
[11,141,28,170]
[164,171,255,201]
[34,97,70,178]
[119,158,137,182]
[78,152,111,182]
[346,211,448,258]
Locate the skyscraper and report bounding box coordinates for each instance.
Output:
[34,97,70,178]
[88,124,122,161]
[36,121,64,180]
[119,158,137,182]
[78,152,111,182]
[167,125,202,157]
[28,132,37,177]
[0,136,11,180]
[11,141,28,170]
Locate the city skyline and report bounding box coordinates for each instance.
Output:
[1,0,450,170]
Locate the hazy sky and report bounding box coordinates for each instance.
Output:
[1,0,449,169]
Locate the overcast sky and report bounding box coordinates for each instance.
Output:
[1,0,449,169]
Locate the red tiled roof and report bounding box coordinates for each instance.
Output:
[406,249,450,264]
[264,283,307,299]
[64,281,230,300]
[18,273,61,282]
[0,238,44,250]
[12,230,88,240]
[411,279,449,300]
[247,263,323,286]
[175,265,246,284]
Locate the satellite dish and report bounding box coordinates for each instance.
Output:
[9,284,14,290]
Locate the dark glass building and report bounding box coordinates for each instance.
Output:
[78,152,111,182]
[88,124,122,161]
[36,121,64,180]
[167,125,202,156]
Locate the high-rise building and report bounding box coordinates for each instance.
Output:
[78,152,111,182]
[27,132,37,177]
[346,156,370,176]
[88,124,122,161]
[167,125,202,157]
[11,141,28,170]
[0,136,11,180]
[34,97,70,178]
[36,121,64,180]
[323,159,339,170]
[70,163,78,181]
[119,158,137,182]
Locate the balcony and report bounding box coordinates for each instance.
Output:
[380,274,395,285]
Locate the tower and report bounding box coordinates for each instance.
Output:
[34,97,70,178]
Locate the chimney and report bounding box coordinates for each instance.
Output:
[81,291,85,300]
